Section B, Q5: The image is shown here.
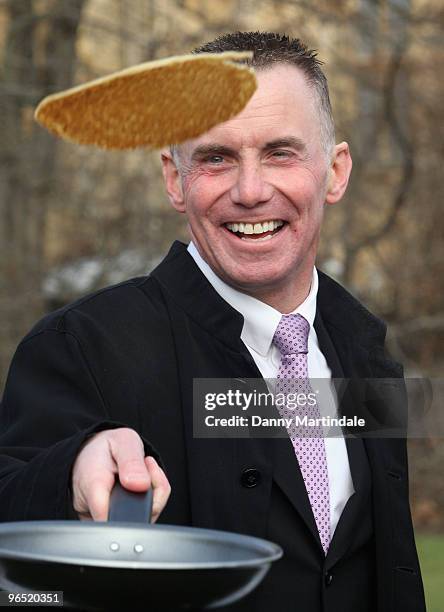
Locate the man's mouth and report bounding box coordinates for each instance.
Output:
[224,219,285,242]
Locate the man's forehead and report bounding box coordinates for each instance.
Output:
[181,64,317,152]
[225,65,313,118]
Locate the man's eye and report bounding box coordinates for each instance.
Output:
[206,155,225,164]
[271,150,291,158]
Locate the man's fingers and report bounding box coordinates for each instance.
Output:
[145,456,171,523]
[71,429,168,523]
[109,431,151,492]
[80,473,115,521]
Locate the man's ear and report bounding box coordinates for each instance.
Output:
[325,142,352,205]
[161,149,186,213]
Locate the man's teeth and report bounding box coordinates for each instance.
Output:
[225,220,284,235]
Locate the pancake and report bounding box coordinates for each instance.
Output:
[34,51,256,150]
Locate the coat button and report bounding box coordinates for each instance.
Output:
[241,468,261,488]
[324,571,333,587]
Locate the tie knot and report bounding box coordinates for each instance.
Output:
[273,313,310,356]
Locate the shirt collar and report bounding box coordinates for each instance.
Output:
[187,241,318,357]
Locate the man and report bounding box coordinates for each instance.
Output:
[0,32,425,611]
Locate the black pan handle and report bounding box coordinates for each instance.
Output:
[108,481,153,523]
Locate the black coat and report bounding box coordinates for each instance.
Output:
[0,241,425,611]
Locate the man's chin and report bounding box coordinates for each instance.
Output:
[217,268,287,295]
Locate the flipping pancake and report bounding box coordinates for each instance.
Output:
[34,51,256,150]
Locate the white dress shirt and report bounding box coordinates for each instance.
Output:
[187,241,354,537]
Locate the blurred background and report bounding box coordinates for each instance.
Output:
[0,0,442,607]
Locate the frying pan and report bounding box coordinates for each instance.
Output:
[0,483,282,610]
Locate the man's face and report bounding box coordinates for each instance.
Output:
[163,64,349,302]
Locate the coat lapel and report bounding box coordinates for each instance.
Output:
[314,310,374,565]
[316,272,408,605]
[271,437,322,547]
[151,242,274,537]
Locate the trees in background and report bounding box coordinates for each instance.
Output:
[0,0,86,375]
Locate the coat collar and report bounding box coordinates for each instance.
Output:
[316,269,387,351]
[150,240,388,353]
[150,241,245,352]
[187,240,318,357]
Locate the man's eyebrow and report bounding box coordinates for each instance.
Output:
[263,137,307,152]
[190,137,307,161]
[190,144,236,160]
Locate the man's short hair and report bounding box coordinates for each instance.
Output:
[171,31,335,162]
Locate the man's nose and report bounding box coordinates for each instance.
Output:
[229,162,273,208]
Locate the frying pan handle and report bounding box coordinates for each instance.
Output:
[108,481,153,523]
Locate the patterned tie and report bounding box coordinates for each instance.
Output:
[273,313,331,554]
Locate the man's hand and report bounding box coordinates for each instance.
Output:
[71,428,171,522]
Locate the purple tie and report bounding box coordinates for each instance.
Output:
[273,313,331,554]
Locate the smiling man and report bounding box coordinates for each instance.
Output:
[0,32,425,612]
[162,60,350,313]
